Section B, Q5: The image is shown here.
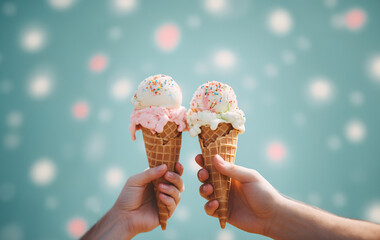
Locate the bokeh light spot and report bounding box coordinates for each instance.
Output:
[332,192,346,208]
[345,8,366,30]
[105,167,125,187]
[155,24,180,51]
[67,218,87,238]
[0,223,22,240]
[267,142,286,162]
[3,2,17,16]
[30,158,56,186]
[89,54,108,73]
[111,78,132,101]
[327,135,341,151]
[204,0,227,15]
[345,120,366,143]
[48,0,75,10]
[72,101,89,120]
[309,78,333,102]
[213,50,236,69]
[6,111,23,128]
[268,9,293,35]
[368,55,380,82]
[174,206,190,221]
[28,72,53,99]
[349,91,364,106]
[217,229,234,240]
[365,201,380,224]
[20,26,46,52]
[112,0,137,14]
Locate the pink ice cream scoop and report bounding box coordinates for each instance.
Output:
[129,74,187,140]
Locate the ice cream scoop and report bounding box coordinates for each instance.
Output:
[131,74,182,109]
[187,81,245,137]
[129,74,187,141]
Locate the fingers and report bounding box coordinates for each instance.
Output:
[158,184,181,204]
[165,171,184,192]
[159,193,176,217]
[175,162,184,176]
[195,154,204,167]
[199,183,213,200]
[127,164,167,187]
[204,200,219,217]
[213,155,259,183]
[197,169,209,183]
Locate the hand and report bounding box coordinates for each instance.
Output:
[113,162,184,238]
[196,154,284,235]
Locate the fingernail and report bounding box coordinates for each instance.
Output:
[202,185,207,192]
[157,164,166,171]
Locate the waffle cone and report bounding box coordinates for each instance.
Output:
[198,123,238,229]
[141,121,182,230]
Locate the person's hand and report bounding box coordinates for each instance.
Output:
[196,154,284,235]
[113,162,184,238]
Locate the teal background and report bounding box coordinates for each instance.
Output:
[1,0,380,239]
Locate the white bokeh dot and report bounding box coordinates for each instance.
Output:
[85,196,101,213]
[48,0,75,10]
[331,14,345,29]
[293,112,307,126]
[332,192,346,208]
[345,120,366,143]
[3,133,21,149]
[265,64,278,77]
[3,2,17,16]
[174,205,190,221]
[105,167,125,187]
[84,134,106,161]
[308,192,322,206]
[217,229,234,240]
[98,108,112,123]
[268,9,293,35]
[187,15,201,29]
[297,36,311,51]
[309,78,333,102]
[6,111,23,128]
[327,135,341,151]
[30,158,57,186]
[111,78,132,101]
[349,91,364,106]
[0,182,15,202]
[45,195,58,209]
[324,0,338,9]
[112,0,137,14]
[0,223,23,240]
[213,50,236,69]
[282,50,296,65]
[20,26,47,52]
[187,154,200,175]
[365,201,380,224]
[242,76,256,91]
[368,55,380,82]
[204,0,228,15]
[28,71,53,99]
[109,26,122,41]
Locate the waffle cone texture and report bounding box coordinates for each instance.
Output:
[141,121,182,230]
[198,123,238,229]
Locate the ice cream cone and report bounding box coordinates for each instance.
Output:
[198,123,238,229]
[141,121,182,230]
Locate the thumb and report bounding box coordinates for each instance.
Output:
[128,164,167,187]
[213,155,258,183]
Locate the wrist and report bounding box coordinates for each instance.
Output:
[108,206,136,240]
[263,195,293,238]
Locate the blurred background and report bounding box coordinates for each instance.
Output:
[1,0,380,239]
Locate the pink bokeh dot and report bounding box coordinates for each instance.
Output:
[67,218,87,238]
[89,54,108,73]
[267,142,286,162]
[155,24,180,51]
[345,9,366,30]
[72,101,89,119]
